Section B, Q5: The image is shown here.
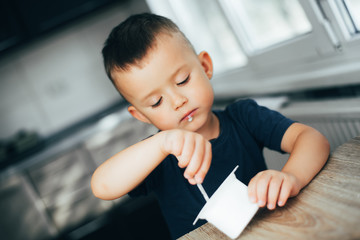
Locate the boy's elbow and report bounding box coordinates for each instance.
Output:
[91,174,119,200]
[314,128,330,160]
[322,134,330,153]
[91,175,106,199]
[315,128,330,152]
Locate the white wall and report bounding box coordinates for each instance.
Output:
[0,0,149,139]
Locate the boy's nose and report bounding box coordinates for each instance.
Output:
[171,93,187,110]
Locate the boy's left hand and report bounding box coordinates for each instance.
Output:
[247,170,302,210]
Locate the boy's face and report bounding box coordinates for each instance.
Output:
[112,32,214,133]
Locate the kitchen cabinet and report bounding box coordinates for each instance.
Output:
[0,174,54,240]
[0,146,114,240]
[84,119,157,167]
[0,110,169,239]
[0,0,118,54]
[27,147,113,233]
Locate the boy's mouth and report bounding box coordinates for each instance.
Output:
[181,109,197,122]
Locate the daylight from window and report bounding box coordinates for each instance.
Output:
[146,0,248,74]
[344,0,360,32]
[220,0,312,52]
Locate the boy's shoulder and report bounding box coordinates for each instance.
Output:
[222,98,289,126]
[224,98,259,115]
[212,98,259,127]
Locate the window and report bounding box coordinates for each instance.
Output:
[347,0,360,31]
[145,0,360,98]
[316,0,360,45]
[334,0,360,36]
[219,0,312,53]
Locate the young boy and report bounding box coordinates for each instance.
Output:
[91,13,330,239]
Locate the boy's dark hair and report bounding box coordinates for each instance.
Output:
[102,13,193,85]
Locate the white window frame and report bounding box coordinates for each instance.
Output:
[318,0,360,44]
[145,0,360,98]
[212,0,360,98]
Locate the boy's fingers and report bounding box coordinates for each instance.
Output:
[178,133,195,168]
[184,136,207,183]
[278,179,292,207]
[255,172,271,207]
[188,178,197,185]
[248,175,258,203]
[267,177,283,210]
[194,141,212,183]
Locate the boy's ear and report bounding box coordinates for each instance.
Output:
[198,51,213,79]
[128,105,151,124]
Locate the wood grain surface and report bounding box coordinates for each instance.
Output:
[179,136,360,240]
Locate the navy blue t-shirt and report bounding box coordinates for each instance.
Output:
[129,99,294,239]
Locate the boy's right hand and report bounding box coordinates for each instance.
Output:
[159,129,212,185]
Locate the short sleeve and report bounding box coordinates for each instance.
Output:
[227,99,294,152]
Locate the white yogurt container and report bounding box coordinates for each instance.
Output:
[193,166,259,239]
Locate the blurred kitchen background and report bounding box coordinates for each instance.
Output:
[0,0,359,239]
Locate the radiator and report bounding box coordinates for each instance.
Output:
[292,117,360,151]
[263,97,360,170]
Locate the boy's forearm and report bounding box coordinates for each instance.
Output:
[91,132,168,200]
[281,126,330,189]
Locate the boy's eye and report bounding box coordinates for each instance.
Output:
[177,75,190,86]
[151,97,162,108]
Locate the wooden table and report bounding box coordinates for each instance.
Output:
[179,136,360,240]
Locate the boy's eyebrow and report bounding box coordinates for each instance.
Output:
[140,64,186,102]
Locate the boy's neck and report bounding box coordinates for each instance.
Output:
[197,112,220,141]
